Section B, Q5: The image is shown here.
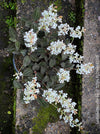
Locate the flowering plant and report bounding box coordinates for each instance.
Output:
[9,4,94,131]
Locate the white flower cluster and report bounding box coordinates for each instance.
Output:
[57,68,70,83]
[42,88,82,129]
[47,40,66,55]
[70,26,85,39]
[69,52,83,63]
[13,72,23,80]
[24,29,37,52]
[58,23,85,39]
[23,77,41,104]
[38,4,62,32]
[42,88,58,104]
[63,43,76,55]
[76,63,94,74]
[58,23,70,36]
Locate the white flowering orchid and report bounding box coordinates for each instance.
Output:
[57,68,70,83]
[47,40,66,55]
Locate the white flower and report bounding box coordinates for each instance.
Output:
[59,115,62,119]
[42,88,58,104]
[63,116,68,123]
[69,26,84,39]
[59,90,63,94]
[75,119,79,123]
[23,77,41,104]
[69,52,83,63]
[13,72,23,80]
[24,29,37,52]
[58,23,70,36]
[63,43,76,55]
[76,63,94,74]
[31,46,37,52]
[57,108,61,112]
[57,68,70,83]
[42,88,82,129]
[71,102,76,107]
[47,40,66,55]
[38,4,62,32]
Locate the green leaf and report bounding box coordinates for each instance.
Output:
[36,48,45,53]
[51,32,58,38]
[23,55,31,67]
[7,44,16,52]
[27,76,33,81]
[20,49,27,56]
[12,51,20,54]
[61,62,66,68]
[44,56,48,63]
[25,20,32,28]
[15,41,20,51]
[13,80,23,89]
[33,23,38,32]
[32,63,40,71]
[50,75,57,83]
[30,53,39,62]
[43,75,49,83]
[40,66,46,75]
[39,62,47,67]
[54,83,65,90]
[49,59,56,68]
[33,7,41,21]
[40,38,49,47]
[9,27,17,42]
[47,80,53,87]
[65,61,74,69]
[62,54,68,61]
[9,37,16,42]
[23,68,33,76]
[37,97,48,107]
[37,72,43,81]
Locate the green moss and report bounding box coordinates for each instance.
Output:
[32,104,59,134]
[31,0,35,2]
[12,88,16,134]
[68,11,76,24]
[0,1,16,10]
[23,131,28,134]
[21,0,27,4]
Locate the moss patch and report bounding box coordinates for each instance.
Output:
[32,104,59,134]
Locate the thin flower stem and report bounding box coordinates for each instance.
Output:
[71,37,74,44]
[18,65,23,72]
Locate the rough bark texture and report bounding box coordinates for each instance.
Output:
[82,0,100,133]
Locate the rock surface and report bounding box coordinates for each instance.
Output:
[82,0,100,133]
